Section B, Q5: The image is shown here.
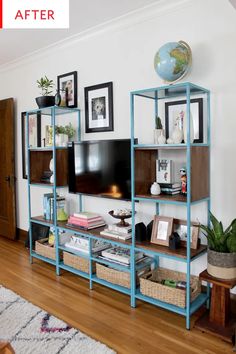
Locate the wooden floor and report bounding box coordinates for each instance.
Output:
[0,236,233,354]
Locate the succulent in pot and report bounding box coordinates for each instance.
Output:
[36,76,55,108]
[154,116,164,144]
[200,212,236,280]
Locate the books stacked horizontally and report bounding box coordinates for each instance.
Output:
[64,235,109,254]
[67,212,106,230]
[99,246,144,266]
[100,224,132,240]
[159,182,181,195]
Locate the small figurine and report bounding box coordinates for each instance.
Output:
[180,167,187,194]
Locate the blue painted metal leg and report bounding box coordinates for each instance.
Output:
[207,283,210,309]
[89,238,93,290]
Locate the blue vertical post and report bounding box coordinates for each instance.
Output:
[52,107,60,275]
[206,91,211,308]
[154,91,159,268]
[26,111,33,264]
[130,92,136,307]
[89,238,93,289]
[186,84,191,330]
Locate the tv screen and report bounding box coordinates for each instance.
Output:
[68,139,133,200]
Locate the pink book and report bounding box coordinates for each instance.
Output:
[68,216,103,226]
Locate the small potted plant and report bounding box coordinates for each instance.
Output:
[36,76,55,108]
[55,123,76,146]
[201,212,236,280]
[154,116,163,144]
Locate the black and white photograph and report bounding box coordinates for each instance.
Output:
[85,82,113,133]
[57,71,77,108]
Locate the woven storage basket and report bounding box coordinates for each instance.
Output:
[140,267,200,308]
[35,238,62,260]
[63,251,95,274]
[96,263,131,288]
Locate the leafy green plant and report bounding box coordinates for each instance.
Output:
[155,116,163,129]
[37,76,54,96]
[200,212,236,253]
[55,123,75,138]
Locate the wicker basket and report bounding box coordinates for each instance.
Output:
[63,251,95,274]
[96,263,131,288]
[35,238,61,260]
[140,267,200,308]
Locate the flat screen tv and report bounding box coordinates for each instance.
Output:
[68,139,134,200]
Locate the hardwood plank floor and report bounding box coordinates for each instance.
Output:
[0,236,233,353]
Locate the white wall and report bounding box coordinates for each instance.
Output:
[0,0,235,275]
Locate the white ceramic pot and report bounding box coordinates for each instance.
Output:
[154,129,163,144]
[157,131,166,144]
[172,127,183,144]
[183,112,194,143]
[150,182,161,195]
[55,133,69,147]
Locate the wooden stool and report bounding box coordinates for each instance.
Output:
[0,342,14,354]
[195,269,236,344]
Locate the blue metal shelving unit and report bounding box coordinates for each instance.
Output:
[26,83,210,330]
[130,82,211,329]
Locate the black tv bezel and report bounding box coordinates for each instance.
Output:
[68,138,136,201]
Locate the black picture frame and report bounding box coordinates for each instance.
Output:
[84,82,113,133]
[21,111,41,179]
[165,98,203,143]
[57,71,77,108]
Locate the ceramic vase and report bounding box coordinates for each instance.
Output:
[154,129,163,144]
[172,126,183,144]
[150,182,161,195]
[157,131,166,144]
[55,133,69,147]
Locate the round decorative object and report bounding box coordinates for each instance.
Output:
[49,158,54,172]
[55,90,61,106]
[157,131,166,144]
[109,210,133,227]
[167,138,174,144]
[150,182,161,195]
[172,126,183,144]
[154,41,192,83]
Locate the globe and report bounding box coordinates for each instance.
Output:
[154,41,192,83]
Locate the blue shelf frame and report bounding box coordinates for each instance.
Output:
[130,82,211,329]
[27,84,210,329]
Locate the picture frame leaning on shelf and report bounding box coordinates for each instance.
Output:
[151,216,174,246]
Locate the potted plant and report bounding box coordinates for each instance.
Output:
[36,76,55,108]
[201,212,236,280]
[154,116,163,144]
[55,123,76,146]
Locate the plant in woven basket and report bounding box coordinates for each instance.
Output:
[200,212,236,279]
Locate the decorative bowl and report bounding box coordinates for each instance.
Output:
[109,210,133,227]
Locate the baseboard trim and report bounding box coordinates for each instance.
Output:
[16,228,27,242]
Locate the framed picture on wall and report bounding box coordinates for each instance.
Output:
[151,215,174,246]
[57,71,77,108]
[84,82,113,133]
[21,111,41,179]
[165,98,203,143]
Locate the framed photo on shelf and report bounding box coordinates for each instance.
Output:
[173,218,200,249]
[84,82,113,133]
[21,111,41,179]
[57,71,77,108]
[151,216,174,246]
[165,98,203,143]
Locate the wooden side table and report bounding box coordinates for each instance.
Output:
[0,342,14,354]
[194,269,236,343]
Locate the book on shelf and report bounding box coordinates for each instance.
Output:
[68,216,103,227]
[101,247,144,265]
[108,224,131,234]
[159,182,181,189]
[64,236,109,254]
[66,222,106,230]
[100,229,131,240]
[73,211,102,220]
[161,190,181,195]
[160,187,181,192]
[156,159,173,184]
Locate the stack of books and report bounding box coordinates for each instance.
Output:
[64,236,109,254]
[43,193,66,220]
[99,246,144,266]
[159,182,181,195]
[100,224,132,240]
[67,212,106,230]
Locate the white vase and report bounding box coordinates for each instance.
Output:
[150,182,161,195]
[154,129,163,144]
[55,134,68,147]
[49,159,54,172]
[158,131,166,144]
[183,112,194,143]
[172,126,183,144]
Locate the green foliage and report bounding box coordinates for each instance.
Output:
[55,123,75,138]
[200,212,236,253]
[155,116,163,129]
[37,76,54,96]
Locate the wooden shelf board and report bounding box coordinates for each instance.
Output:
[31,215,54,225]
[135,241,207,260]
[135,193,187,203]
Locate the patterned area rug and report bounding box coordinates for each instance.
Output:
[0,285,115,354]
